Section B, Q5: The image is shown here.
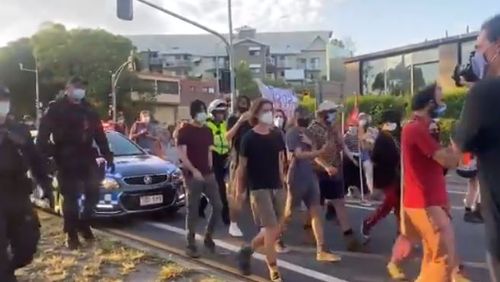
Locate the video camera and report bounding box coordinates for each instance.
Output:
[452,51,481,87]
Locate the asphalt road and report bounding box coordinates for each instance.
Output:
[105,173,490,282]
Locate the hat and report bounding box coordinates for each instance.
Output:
[317,100,339,112]
[381,109,402,124]
[0,85,10,99]
[207,99,228,113]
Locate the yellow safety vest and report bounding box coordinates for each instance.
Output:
[206,120,230,155]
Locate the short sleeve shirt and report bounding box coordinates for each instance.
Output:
[240,129,285,190]
[402,115,447,208]
[177,123,214,176]
[307,120,343,169]
[286,127,314,180]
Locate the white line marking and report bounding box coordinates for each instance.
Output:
[146,221,347,282]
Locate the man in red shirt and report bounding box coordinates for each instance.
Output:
[401,84,462,282]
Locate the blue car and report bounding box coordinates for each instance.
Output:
[30,130,185,218]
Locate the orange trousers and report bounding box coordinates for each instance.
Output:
[402,206,455,282]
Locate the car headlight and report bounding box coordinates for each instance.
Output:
[102,177,120,190]
[169,170,183,182]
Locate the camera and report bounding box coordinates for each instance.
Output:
[452,51,480,87]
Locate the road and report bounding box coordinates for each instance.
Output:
[103,173,490,282]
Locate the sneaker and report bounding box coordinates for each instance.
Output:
[229,222,244,237]
[316,250,342,262]
[268,265,283,282]
[387,261,406,280]
[185,244,200,258]
[204,236,216,253]
[275,239,290,253]
[360,221,371,243]
[463,210,483,224]
[66,233,81,250]
[238,246,253,276]
[79,226,95,242]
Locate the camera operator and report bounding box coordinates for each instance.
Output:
[453,14,500,282]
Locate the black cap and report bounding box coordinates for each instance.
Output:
[0,85,10,99]
[381,109,402,124]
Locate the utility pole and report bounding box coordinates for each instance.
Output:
[19,62,41,126]
[227,0,236,112]
[215,55,220,96]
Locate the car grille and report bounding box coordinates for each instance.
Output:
[120,186,177,211]
[123,174,168,185]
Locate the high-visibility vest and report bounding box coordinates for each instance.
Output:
[206,119,230,155]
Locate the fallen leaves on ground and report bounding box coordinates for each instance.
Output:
[14,211,226,282]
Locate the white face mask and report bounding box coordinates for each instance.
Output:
[384,122,397,131]
[259,111,274,125]
[274,117,284,128]
[69,88,86,101]
[0,101,10,116]
[195,112,208,123]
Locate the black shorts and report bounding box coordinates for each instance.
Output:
[317,171,345,202]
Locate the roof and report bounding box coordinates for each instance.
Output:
[345,31,478,63]
[126,30,332,57]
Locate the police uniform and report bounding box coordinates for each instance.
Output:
[0,86,52,281]
[205,118,230,223]
[37,96,113,248]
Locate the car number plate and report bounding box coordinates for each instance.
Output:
[140,195,163,206]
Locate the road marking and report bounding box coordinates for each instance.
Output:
[146,222,347,282]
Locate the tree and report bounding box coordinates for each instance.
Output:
[235,61,260,100]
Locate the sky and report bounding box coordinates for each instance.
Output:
[0,0,499,55]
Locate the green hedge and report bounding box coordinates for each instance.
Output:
[343,88,467,143]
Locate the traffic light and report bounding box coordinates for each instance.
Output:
[117,0,134,21]
[219,70,231,93]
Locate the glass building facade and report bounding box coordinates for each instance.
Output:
[348,34,478,96]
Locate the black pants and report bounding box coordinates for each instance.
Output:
[0,185,40,282]
[342,156,369,195]
[200,153,229,224]
[58,165,100,235]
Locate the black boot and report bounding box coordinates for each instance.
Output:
[79,225,95,242]
[66,232,81,250]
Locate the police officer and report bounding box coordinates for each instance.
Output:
[199,99,231,225]
[37,76,114,250]
[0,85,53,281]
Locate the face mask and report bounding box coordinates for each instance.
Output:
[259,111,274,125]
[297,118,311,128]
[69,88,86,101]
[326,112,336,124]
[433,104,447,118]
[384,122,397,132]
[471,51,488,80]
[274,117,284,128]
[0,101,10,116]
[347,126,357,135]
[195,112,208,123]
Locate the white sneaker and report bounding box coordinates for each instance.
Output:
[229,222,243,237]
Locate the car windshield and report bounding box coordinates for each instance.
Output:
[105,132,145,157]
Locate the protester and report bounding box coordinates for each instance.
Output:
[457,153,483,223]
[0,85,53,281]
[176,99,222,258]
[37,76,114,250]
[129,110,160,153]
[358,113,377,201]
[308,100,362,251]
[401,84,466,281]
[22,114,36,130]
[453,14,500,282]
[273,108,287,132]
[283,106,341,262]
[224,95,252,238]
[200,99,231,225]
[342,123,363,196]
[236,98,286,281]
[114,111,128,135]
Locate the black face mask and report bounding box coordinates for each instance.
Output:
[297,118,311,128]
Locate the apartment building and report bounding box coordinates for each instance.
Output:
[127,27,335,85]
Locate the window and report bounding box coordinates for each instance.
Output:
[156,80,179,94]
[280,55,285,60]
[461,40,476,65]
[212,57,217,62]
[309,57,320,70]
[249,50,261,56]
[175,55,181,60]
[413,62,438,93]
[208,87,215,94]
[280,71,285,77]
[297,58,307,69]
[183,54,190,60]
[251,68,261,74]
[106,132,145,157]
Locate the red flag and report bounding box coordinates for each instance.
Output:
[347,93,359,126]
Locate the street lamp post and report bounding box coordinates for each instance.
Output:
[19,62,41,125]
[110,60,132,123]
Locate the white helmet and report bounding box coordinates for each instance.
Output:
[317,100,339,113]
[208,99,228,114]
